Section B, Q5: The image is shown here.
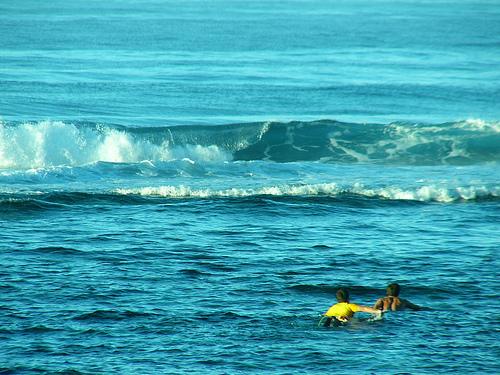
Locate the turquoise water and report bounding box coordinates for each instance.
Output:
[1,1,499,373]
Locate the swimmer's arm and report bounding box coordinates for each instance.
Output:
[356,305,383,315]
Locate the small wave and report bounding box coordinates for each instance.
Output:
[22,325,62,333]
[179,269,209,278]
[0,183,497,214]
[193,311,253,322]
[0,366,75,375]
[289,284,382,296]
[0,119,498,169]
[0,197,68,213]
[115,183,500,203]
[312,244,332,249]
[31,246,83,255]
[73,309,155,322]
[0,191,150,213]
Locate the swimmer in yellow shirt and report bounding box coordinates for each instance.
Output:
[319,287,382,326]
[374,283,423,311]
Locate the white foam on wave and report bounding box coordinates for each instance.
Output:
[351,183,499,202]
[115,183,499,202]
[0,120,231,169]
[462,119,500,132]
[374,120,498,164]
[324,118,499,165]
[115,183,342,199]
[384,123,465,163]
[329,137,370,163]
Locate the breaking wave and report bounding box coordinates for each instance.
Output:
[0,120,232,169]
[0,119,499,169]
[115,182,499,203]
[1,183,497,211]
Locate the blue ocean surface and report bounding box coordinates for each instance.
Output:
[1,0,499,373]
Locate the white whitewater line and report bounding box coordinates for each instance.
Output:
[114,183,500,202]
[115,183,340,199]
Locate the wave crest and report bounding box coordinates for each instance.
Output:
[115,183,500,203]
[1,119,499,169]
[0,120,231,169]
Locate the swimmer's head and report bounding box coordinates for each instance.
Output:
[336,288,350,302]
[387,283,401,297]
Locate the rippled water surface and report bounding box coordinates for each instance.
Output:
[1,0,499,373]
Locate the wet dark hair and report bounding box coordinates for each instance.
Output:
[387,283,401,297]
[336,288,350,302]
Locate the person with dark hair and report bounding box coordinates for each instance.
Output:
[319,287,382,326]
[374,283,423,311]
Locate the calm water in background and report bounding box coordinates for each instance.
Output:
[1,0,499,373]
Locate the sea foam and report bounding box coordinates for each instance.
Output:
[115,183,499,202]
[0,120,231,169]
[1,119,499,169]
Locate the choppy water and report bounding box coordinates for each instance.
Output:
[1,1,500,374]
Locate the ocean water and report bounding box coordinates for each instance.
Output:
[1,0,499,374]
